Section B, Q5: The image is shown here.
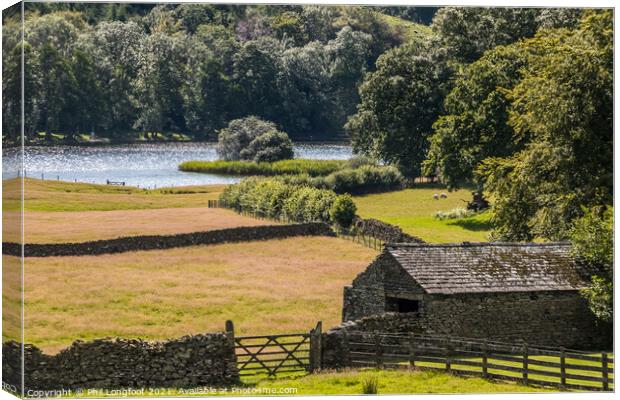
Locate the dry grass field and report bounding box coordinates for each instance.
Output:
[6,207,276,243]
[18,237,377,354]
[2,255,22,344]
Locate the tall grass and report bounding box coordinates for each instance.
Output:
[361,374,379,394]
[179,159,347,177]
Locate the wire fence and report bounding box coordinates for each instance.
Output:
[209,200,385,251]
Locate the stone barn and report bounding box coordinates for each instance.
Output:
[342,242,611,349]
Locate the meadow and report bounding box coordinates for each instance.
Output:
[6,207,274,243]
[353,185,493,243]
[17,237,376,354]
[3,178,225,212]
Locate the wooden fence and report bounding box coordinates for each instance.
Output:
[226,321,322,379]
[345,331,614,391]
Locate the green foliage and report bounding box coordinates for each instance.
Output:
[424,44,528,189]
[361,374,379,394]
[325,165,404,194]
[346,41,452,178]
[330,194,357,228]
[478,10,613,241]
[6,4,427,144]
[571,206,613,322]
[430,7,579,63]
[570,206,613,278]
[241,130,294,162]
[216,116,280,161]
[220,178,338,224]
[179,159,346,177]
[580,276,613,323]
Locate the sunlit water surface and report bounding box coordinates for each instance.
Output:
[2,142,352,188]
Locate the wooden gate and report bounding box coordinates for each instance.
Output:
[226,321,322,378]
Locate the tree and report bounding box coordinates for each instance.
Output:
[240,131,294,162]
[277,41,332,134]
[478,10,613,240]
[424,43,529,189]
[216,116,279,161]
[570,206,613,322]
[133,33,188,133]
[330,194,357,227]
[183,25,239,138]
[231,38,284,122]
[346,41,452,178]
[325,27,372,131]
[85,20,144,135]
[431,7,540,63]
[37,44,79,140]
[3,43,41,144]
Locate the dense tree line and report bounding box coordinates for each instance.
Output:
[2,3,432,144]
[345,8,612,317]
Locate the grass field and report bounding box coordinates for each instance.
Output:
[412,354,614,390]
[6,207,276,243]
[15,237,376,353]
[3,178,225,212]
[68,369,550,397]
[251,368,550,395]
[353,185,493,243]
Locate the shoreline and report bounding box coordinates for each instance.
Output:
[3,138,352,149]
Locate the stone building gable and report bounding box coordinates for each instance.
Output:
[350,252,424,295]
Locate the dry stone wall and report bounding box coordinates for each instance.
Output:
[327,291,612,369]
[3,223,335,257]
[2,334,238,392]
[353,218,424,244]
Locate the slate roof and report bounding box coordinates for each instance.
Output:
[385,242,587,295]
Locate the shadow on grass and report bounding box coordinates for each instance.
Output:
[446,218,493,232]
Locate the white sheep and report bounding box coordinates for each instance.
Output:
[433,193,439,200]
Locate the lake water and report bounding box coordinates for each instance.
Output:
[2,142,353,188]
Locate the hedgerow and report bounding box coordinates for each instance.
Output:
[219,177,355,226]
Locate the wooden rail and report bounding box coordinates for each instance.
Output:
[227,320,322,378]
[345,331,614,391]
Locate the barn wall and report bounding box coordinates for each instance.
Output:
[424,291,611,349]
[342,253,424,322]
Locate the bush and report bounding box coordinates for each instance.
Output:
[330,194,357,228]
[240,130,294,162]
[434,208,476,220]
[216,116,277,161]
[325,165,405,194]
[220,177,339,224]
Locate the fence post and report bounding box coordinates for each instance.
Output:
[343,330,351,368]
[374,332,383,369]
[602,352,609,391]
[560,347,566,387]
[445,338,451,372]
[522,344,529,386]
[310,321,323,373]
[482,339,488,378]
[408,333,416,369]
[225,320,235,348]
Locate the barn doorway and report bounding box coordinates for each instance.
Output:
[385,296,420,313]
